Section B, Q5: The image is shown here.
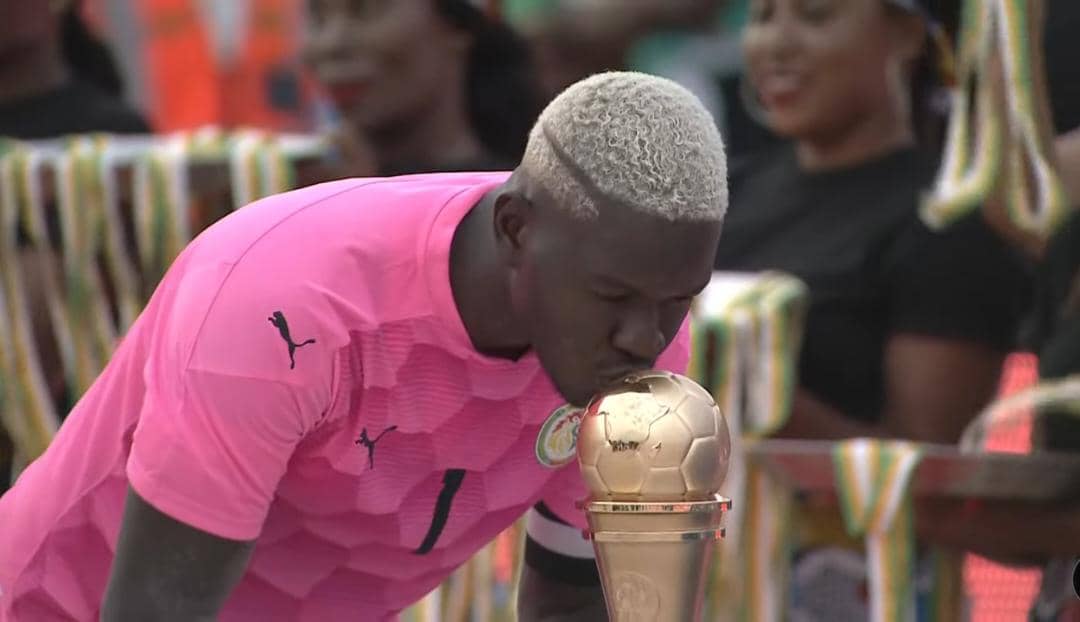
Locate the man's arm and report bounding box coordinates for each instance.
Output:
[516,504,608,621]
[101,487,254,622]
[517,566,608,622]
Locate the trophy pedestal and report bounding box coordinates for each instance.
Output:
[583,496,732,622]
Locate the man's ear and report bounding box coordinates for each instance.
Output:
[493,190,533,266]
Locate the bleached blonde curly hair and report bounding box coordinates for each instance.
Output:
[520,71,728,222]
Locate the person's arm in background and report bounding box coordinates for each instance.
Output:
[776,337,1001,444]
[101,491,254,621]
[915,496,1080,566]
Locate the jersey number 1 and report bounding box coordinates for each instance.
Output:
[414,469,466,555]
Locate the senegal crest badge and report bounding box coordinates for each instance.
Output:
[535,405,584,468]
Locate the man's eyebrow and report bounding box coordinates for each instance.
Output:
[591,274,711,299]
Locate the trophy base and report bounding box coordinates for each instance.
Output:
[583,496,731,622]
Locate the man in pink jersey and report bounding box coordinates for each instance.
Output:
[0,72,727,621]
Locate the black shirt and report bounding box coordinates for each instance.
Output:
[0,80,149,139]
[714,145,1030,422]
[1029,211,1080,452]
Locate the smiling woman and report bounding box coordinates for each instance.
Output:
[714,0,1031,617]
[303,0,542,176]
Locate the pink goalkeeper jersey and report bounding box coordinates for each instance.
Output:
[0,172,690,621]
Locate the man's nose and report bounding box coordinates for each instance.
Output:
[611,305,666,365]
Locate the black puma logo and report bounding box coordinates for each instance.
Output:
[355,426,398,469]
[267,311,316,369]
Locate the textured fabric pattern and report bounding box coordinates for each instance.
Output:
[0,172,689,621]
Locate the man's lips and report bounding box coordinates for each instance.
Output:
[596,367,643,388]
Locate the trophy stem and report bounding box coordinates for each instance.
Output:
[584,497,731,622]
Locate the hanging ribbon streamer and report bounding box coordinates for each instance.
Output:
[159,134,194,267]
[691,271,808,622]
[739,462,793,622]
[922,0,1070,237]
[0,145,59,474]
[57,136,122,396]
[995,0,1071,234]
[832,440,924,622]
[921,0,1000,228]
[133,134,193,286]
[97,138,143,331]
[960,373,1080,452]
[16,148,82,403]
[229,129,300,211]
[229,130,264,210]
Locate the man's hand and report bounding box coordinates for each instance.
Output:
[517,565,608,622]
[100,487,254,621]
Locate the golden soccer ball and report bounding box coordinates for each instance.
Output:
[577,371,731,502]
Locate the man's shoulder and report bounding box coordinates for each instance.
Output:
[166,173,508,379]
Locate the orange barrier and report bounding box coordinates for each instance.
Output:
[134,0,311,132]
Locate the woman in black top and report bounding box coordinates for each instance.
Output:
[715,0,1029,443]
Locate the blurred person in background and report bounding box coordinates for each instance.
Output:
[508,0,723,98]
[711,0,1030,617]
[303,0,542,177]
[714,0,1028,445]
[503,0,785,155]
[0,0,149,138]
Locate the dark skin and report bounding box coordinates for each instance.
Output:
[100,168,722,620]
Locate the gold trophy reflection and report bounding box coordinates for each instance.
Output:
[577,371,732,622]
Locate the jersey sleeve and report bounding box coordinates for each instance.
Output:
[885,214,1032,350]
[127,257,337,541]
[525,318,692,583]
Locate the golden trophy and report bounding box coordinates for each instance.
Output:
[577,371,732,622]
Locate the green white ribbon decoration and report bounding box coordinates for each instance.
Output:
[691,272,808,621]
[97,137,143,331]
[17,148,82,399]
[56,136,120,396]
[922,0,1070,237]
[994,0,1071,234]
[133,133,192,285]
[832,440,924,622]
[229,129,299,211]
[0,145,59,474]
[921,0,1000,229]
[960,374,1080,452]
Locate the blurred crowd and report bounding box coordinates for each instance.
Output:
[1,0,1079,619]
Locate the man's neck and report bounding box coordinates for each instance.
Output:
[448,189,529,359]
[794,108,915,172]
[0,43,69,104]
